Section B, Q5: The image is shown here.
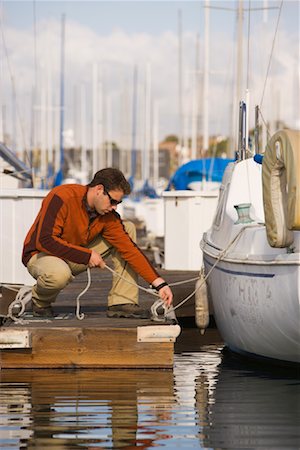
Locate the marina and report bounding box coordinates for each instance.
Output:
[0,0,299,448]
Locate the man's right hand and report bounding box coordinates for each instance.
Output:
[88,250,106,269]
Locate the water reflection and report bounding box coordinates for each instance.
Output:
[0,369,175,448]
[199,352,300,449]
[0,344,299,449]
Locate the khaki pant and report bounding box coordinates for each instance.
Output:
[27,221,139,308]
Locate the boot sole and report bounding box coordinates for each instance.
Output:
[106,310,149,319]
[33,312,55,318]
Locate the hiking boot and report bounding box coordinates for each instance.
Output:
[32,303,55,318]
[107,304,149,319]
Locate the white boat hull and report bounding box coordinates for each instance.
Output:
[203,253,300,364]
[200,132,300,366]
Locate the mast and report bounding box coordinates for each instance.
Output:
[191,33,200,160]
[203,0,210,155]
[30,0,37,169]
[0,3,3,143]
[92,62,98,174]
[47,51,54,172]
[106,94,112,167]
[131,65,138,180]
[55,13,65,185]
[232,0,243,155]
[143,62,151,182]
[80,83,87,179]
[120,75,131,175]
[178,9,183,151]
[40,71,47,182]
[153,100,159,188]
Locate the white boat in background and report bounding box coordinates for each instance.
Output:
[162,158,234,271]
[163,188,219,271]
[0,188,48,285]
[201,129,300,364]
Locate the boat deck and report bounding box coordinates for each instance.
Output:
[0,262,200,369]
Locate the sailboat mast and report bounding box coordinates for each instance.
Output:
[80,83,87,179]
[153,100,159,187]
[191,33,200,160]
[178,9,183,151]
[92,62,98,174]
[131,65,138,179]
[58,13,65,179]
[232,0,243,155]
[143,62,151,182]
[203,0,210,155]
[0,4,3,143]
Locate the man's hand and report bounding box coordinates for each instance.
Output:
[88,250,106,269]
[152,277,173,307]
[158,285,173,307]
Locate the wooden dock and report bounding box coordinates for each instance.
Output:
[0,262,200,369]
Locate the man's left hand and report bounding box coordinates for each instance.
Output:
[158,285,173,307]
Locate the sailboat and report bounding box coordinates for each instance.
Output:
[200,125,300,364]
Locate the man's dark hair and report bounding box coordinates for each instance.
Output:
[88,168,131,195]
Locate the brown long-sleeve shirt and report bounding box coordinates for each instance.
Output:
[22,184,159,284]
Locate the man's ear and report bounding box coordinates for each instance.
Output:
[95,184,104,195]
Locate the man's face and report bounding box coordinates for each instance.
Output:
[94,185,123,215]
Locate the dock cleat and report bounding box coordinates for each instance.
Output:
[107,304,149,319]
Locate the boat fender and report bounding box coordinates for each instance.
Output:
[195,275,209,335]
[262,129,300,248]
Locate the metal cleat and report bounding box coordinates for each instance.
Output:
[150,299,178,324]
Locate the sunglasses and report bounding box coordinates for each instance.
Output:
[104,188,122,206]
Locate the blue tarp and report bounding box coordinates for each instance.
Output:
[166,157,235,190]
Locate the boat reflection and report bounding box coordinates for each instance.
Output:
[197,351,300,449]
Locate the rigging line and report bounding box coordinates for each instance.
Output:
[258,108,272,140]
[0,19,31,167]
[259,0,283,109]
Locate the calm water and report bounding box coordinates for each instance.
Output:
[0,330,299,449]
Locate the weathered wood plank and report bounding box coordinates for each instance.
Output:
[0,326,174,368]
[0,250,200,368]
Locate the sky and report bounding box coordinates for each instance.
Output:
[0,0,299,156]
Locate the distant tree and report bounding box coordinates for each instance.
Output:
[208,137,230,157]
[164,135,178,143]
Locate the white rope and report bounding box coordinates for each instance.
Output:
[168,275,201,287]
[75,266,92,320]
[104,264,160,297]
[173,224,262,311]
[1,284,20,292]
[74,226,257,320]
[6,286,37,325]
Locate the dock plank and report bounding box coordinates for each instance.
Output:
[0,326,174,368]
[0,257,199,369]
